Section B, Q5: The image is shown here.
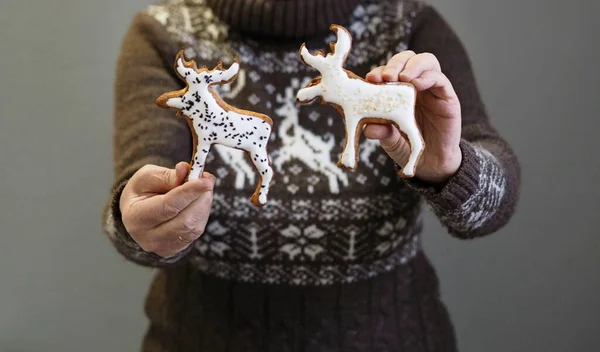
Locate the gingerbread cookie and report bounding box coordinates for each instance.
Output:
[157,51,274,206]
[296,25,425,178]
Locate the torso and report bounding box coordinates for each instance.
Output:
[146,0,428,286]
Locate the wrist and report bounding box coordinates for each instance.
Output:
[403,140,481,201]
[413,145,462,185]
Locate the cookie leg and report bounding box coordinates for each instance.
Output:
[189,144,211,180]
[339,114,360,169]
[249,147,273,206]
[397,123,424,177]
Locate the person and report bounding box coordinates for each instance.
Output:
[102,0,521,350]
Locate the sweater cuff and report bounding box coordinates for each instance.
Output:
[404,139,480,210]
[403,139,509,238]
[102,179,194,267]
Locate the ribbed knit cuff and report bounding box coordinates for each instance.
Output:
[404,140,481,211]
[403,139,511,239]
[102,179,194,268]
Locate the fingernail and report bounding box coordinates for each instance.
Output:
[204,172,216,181]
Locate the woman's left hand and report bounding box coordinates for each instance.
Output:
[364,51,463,185]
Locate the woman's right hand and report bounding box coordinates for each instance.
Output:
[119,162,215,257]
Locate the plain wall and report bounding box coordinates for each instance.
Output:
[0,0,598,351]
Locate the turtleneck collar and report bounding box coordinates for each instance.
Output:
[205,0,362,39]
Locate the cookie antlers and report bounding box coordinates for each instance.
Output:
[296,25,425,178]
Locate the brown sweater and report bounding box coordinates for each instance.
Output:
[102,0,520,350]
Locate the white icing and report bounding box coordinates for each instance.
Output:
[158,54,273,205]
[211,70,258,190]
[215,67,246,99]
[297,25,424,177]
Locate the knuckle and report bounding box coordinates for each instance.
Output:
[421,52,440,65]
[134,165,148,178]
[143,167,171,190]
[392,50,411,58]
[138,164,153,173]
[149,169,170,186]
[121,214,137,233]
[205,178,217,190]
[138,240,158,253]
[145,174,163,190]
[369,66,383,75]
[194,217,209,236]
[198,182,214,195]
[137,164,157,179]
[162,198,179,218]
[195,223,207,237]
[161,168,173,183]
[121,211,143,234]
[179,216,197,234]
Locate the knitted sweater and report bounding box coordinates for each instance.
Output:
[102,0,520,350]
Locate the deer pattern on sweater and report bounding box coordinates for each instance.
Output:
[272,78,350,194]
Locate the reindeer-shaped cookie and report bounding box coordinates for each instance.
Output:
[296,25,425,178]
[156,51,274,206]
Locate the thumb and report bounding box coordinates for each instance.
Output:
[363,123,410,163]
[363,124,405,150]
[134,162,189,194]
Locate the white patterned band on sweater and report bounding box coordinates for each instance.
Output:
[188,193,423,285]
[190,233,421,285]
[431,146,507,233]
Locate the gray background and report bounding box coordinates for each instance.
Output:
[0,0,598,351]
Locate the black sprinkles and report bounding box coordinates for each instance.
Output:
[162,55,274,205]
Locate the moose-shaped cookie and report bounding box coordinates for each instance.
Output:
[157,51,274,206]
[296,25,425,178]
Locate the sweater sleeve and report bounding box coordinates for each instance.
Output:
[101,13,196,267]
[403,4,521,239]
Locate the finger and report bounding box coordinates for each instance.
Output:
[410,70,456,100]
[363,123,395,140]
[398,53,441,82]
[132,162,189,194]
[363,124,411,165]
[147,190,214,256]
[364,123,405,150]
[201,171,217,180]
[365,66,386,83]
[133,176,215,226]
[381,51,416,81]
[158,175,215,220]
